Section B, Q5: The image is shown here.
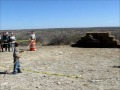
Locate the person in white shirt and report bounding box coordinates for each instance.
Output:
[10,32,16,52]
[30,31,36,40]
[29,31,37,51]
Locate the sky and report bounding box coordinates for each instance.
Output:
[0,0,120,30]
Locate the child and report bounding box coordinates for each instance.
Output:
[13,42,22,74]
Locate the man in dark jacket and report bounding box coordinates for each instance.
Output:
[2,32,9,51]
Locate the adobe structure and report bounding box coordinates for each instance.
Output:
[71,32,120,48]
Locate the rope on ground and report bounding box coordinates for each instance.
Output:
[0,65,82,79]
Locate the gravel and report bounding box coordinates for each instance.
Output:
[0,46,120,90]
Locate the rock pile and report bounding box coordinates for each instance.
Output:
[71,32,120,48]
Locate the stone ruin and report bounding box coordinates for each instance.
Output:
[71,32,120,48]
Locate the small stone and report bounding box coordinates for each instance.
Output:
[116,78,119,81]
[57,82,61,85]
[43,75,47,77]
[59,52,63,55]
[40,84,43,86]
[32,79,36,82]
[75,66,78,68]
[36,86,40,89]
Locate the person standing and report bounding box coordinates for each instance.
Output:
[1,33,5,52]
[10,32,16,52]
[13,42,22,74]
[2,32,9,51]
[29,31,36,51]
[0,35,2,52]
[30,31,36,41]
[7,33,11,52]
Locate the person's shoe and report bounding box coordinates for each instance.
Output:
[18,70,22,73]
[13,72,17,74]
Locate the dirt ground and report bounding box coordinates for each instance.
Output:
[0,46,120,90]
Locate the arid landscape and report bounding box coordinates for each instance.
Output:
[1,0,120,89]
[0,45,120,90]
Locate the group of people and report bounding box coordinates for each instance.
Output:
[0,32,16,52]
[0,31,36,75]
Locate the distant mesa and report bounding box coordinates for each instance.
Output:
[71,32,120,48]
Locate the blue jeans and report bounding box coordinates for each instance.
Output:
[13,59,21,74]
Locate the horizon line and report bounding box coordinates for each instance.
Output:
[0,26,120,31]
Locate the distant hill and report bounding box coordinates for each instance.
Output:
[0,27,120,45]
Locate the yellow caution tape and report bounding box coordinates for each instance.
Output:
[23,68,82,78]
[17,40,30,42]
[0,65,82,79]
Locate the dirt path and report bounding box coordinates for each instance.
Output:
[0,46,120,90]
